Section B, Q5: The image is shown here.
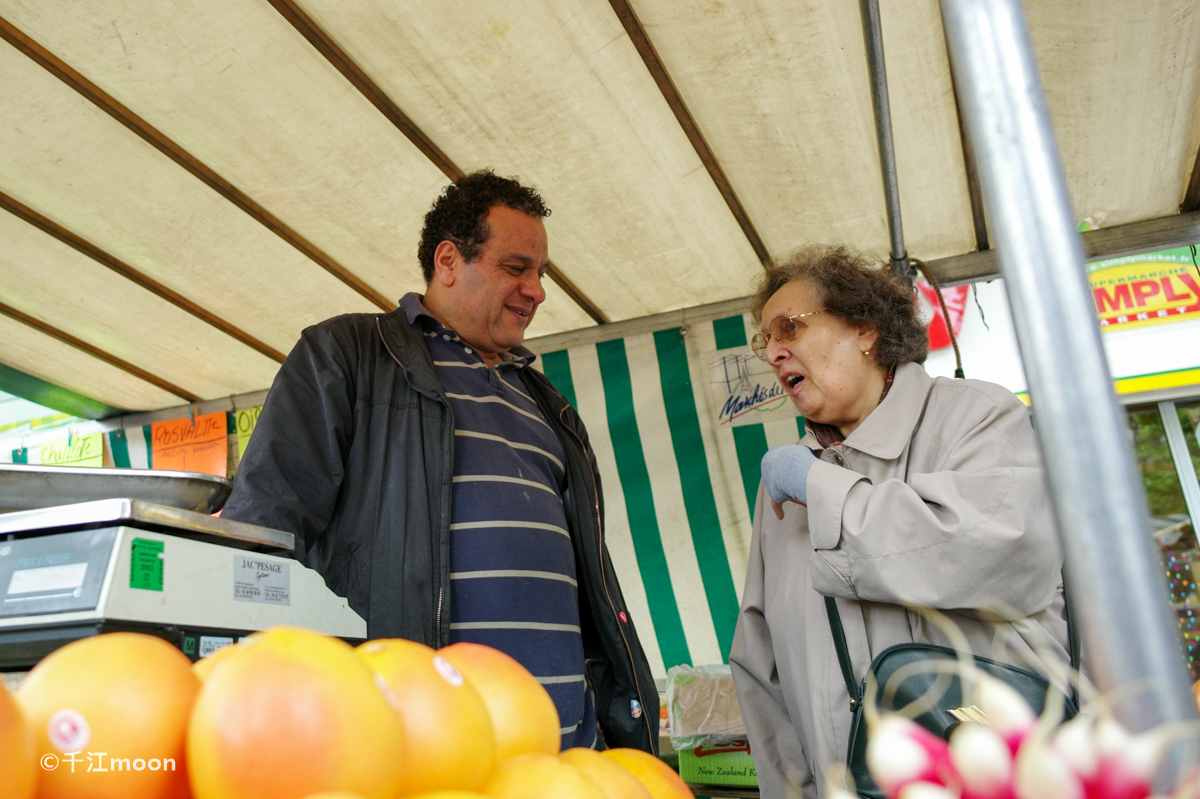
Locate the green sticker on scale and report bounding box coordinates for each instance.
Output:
[130,538,164,591]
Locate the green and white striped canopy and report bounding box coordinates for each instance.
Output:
[535,312,806,677]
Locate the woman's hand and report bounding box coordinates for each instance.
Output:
[761,445,818,519]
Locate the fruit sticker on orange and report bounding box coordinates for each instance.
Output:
[130,538,164,592]
[432,656,465,687]
[47,708,90,751]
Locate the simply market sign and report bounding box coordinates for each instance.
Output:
[1089,246,1200,332]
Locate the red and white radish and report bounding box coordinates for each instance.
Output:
[867,715,956,798]
[950,721,1015,799]
[1013,737,1084,799]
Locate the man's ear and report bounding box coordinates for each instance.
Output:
[432,240,461,287]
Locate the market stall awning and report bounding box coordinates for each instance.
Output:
[0,0,1198,411]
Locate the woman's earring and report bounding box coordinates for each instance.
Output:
[861,349,870,357]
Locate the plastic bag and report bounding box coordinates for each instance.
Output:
[666,663,745,751]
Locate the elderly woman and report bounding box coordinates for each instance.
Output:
[729,245,1069,799]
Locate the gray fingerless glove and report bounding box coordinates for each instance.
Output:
[761,444,818,506]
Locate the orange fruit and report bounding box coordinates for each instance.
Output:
[407,794,491,799]
[600,749,691,799]
[299,794,370,799]
[18,632,199,799]
[357,639,496,794]
[192,642,241,683]
[187,626,405,799]
[0,677,35,799]
[562,748,652,799]
[439,642,560,758]
[484,752,604,799]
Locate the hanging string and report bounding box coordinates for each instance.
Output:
[972,283,990,331]
[913,257,965,379]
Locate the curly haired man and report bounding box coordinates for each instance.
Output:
[223,170,658,753]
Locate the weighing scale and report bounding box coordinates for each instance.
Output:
[0,464,366,670]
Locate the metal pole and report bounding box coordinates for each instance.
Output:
[939,0,1198,733]
[1161,401,1200,527]
[859,0,910,278]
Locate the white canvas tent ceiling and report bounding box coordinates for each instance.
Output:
[0,0,1198,413]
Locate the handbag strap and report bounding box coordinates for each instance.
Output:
[823,569,1078,713]
[1063,570,1080,705]
[824,597,863,711]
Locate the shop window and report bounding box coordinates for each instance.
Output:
[1127,402,1200,678]
[1179,400,1200,479]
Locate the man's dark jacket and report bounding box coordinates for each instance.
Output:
[222,306,658,753]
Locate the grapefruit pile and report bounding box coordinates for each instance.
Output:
[0,628,692,799]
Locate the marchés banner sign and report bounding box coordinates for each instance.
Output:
[700,347,800,428]
[1089,246,1200,332]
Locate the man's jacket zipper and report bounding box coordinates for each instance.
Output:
[377,318,448,648]
[561,405,657,752]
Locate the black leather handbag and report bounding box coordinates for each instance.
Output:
[825,594,1079,799]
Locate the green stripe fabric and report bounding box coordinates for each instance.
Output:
[712,316,749,351]
[732,426,770,516]
[540,350,578,409]
[0,363,122,420]
[652,329,740,660]
[108,429,131,468]
[713,316,772,514]
[595,338,692,668]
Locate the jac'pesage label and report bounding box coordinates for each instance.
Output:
[232,555,290,605]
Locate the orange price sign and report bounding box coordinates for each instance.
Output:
[150,412,227,477]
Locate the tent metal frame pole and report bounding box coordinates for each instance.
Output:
[0,301,199,403]
[266,0,610,326]
[0,15,396,314]
[939,0,1198,733]
[0,189,286,364]
[859,0,909,278]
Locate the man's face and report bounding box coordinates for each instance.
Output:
[438,205,549,362]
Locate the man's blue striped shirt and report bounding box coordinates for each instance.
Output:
[402,294,596,749]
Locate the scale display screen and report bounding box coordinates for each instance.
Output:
[8,562,89,595]
[0,528,116,617]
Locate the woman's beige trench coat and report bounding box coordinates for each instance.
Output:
[729,361,1070,799]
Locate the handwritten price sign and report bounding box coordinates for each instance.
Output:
[39,433,103,467]
[234,406,262,459]
[150,413,227,477]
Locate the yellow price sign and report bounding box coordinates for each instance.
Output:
[39,432,103,467]
[235,406,262,459]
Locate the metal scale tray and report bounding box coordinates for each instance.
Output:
[0,498,293,553]
[0,463,232,515]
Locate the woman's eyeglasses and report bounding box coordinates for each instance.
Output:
[750,310,826,361]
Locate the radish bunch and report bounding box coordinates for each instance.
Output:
[825,672,1193,799]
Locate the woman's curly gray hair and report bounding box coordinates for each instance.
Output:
[751,244,929,366]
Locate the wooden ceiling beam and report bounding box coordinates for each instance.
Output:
[606,0,772,268]
[266,0,610,325]
[0,300,201,403]
[0,15,395,312]
[927,211,1200,287]
[0,190,286,363]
